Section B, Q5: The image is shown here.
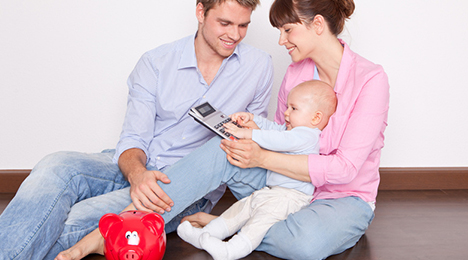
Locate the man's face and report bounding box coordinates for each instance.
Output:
[196,1,252,59]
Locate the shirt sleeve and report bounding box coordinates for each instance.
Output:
[253,115,285,131]
[308,70,390,187]
[245,54,274,118]
[113,53,158,165]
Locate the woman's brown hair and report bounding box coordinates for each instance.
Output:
[270,0,355,35]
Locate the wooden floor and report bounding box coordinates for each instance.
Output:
[2,189,468,260]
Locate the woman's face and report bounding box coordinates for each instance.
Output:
[278,22,315,63]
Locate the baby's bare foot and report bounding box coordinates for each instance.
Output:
[181,212,217,228]
[54,229,104,260]
[55,248,82,260]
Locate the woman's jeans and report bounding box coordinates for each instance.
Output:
[0,137,374,260]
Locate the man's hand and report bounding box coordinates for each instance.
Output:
[127,169,174,214]
[118,148,174,214]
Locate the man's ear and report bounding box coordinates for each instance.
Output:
[196,2,205,24]
[311,111,323,126]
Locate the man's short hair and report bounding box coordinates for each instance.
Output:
[197,0,260,15]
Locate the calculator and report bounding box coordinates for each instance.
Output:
[188,102,241,140]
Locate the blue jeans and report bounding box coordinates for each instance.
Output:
[0,149,213,260]
[0,136,374,260]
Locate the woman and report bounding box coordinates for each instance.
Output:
[57,0,389,259]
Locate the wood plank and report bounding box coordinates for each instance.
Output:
[1,167,468,193]
[0,170,30,193]
[379,167,468,190]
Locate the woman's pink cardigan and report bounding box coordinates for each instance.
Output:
[274,40,390,203]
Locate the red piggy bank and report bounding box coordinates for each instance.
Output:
[99,210,166,260]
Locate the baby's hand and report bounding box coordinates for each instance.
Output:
[224,122,253,139]
[230,112,254,127]
[241,120,260,130]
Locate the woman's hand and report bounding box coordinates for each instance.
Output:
[222,139,311,182]
[220,138,266,168]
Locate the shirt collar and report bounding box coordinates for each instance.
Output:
[334,39,354,94]
[178,33,241,70]
[178,34,198,70]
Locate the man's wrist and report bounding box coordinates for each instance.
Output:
[126,167,147,185]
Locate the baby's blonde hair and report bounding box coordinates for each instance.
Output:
[292,80,337,118]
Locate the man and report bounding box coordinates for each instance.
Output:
[0,1,273,259]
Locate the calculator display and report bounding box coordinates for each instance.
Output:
[195,103,216,117]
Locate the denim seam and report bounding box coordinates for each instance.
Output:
[12,179,70,260]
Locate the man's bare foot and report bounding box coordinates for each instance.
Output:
[55,228,104,260]
[181,212,217,228]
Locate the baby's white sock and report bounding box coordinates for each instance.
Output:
[199,232,253,260]
[177,220,204,249]
[177,218,230,249]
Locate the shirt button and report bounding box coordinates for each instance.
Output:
[203,96,206,98]
[182,137,186,140]
[157,157,160,160]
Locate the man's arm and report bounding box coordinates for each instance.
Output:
[113,52,176,213]
[119,148,174,214]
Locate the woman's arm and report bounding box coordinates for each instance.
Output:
[220,139,310,182]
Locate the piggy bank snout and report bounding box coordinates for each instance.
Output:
[120,248,142,260]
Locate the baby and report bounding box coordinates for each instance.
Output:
[177,80,337,260]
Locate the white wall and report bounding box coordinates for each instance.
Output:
[1,0,467,169]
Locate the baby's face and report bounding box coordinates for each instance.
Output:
[284,89,316,130]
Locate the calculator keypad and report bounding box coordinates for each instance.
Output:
[214,117,241,139]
